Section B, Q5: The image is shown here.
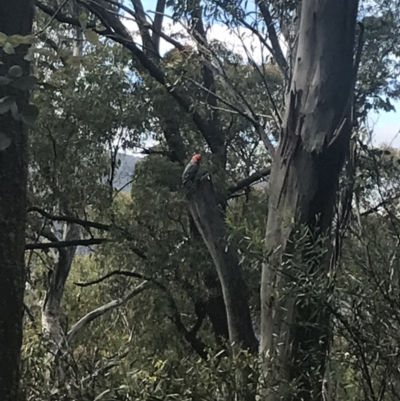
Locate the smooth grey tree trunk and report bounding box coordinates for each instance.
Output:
[260,1,359,400]
[0,1,34,399]
[42,223,80,354]
[189,176,258,353]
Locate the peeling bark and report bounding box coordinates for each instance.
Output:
[188,176,258,353]
[0,1,34,399]
[260,1,359,400]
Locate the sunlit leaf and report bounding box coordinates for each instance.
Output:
[0,32,7,45]
[79,12,88,29]
[84,29,100,46]
[3,42,15,54]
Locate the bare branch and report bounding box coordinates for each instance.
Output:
[256,1,287,75]
[256,124,276,157]
[75,269,208,359]
[227,167,271,195]
[75,269,149,287]
[28,206,111,231]
[66,281,149,342]
[152,0,166,53]
[35,0,95,28]
[130,0,158,56]
[25,238,108,250]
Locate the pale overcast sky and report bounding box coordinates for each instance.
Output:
[370,102,400,147]
[128,0,400,149]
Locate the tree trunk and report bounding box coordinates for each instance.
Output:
[189,176,258,353]
[0,1,34,399]
[260,1,359,400]
[42,223,80,354]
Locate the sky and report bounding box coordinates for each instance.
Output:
[126,0,400,149]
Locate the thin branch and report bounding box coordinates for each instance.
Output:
[35,0,96,28]
[36,0,70,35]
[227,167,271,195]
[25,238,108,250]
[75,269,208,359]
[35,0,224,157]
[66,281,149,342]
[184,76,258,125]
[360,195,400,217]
[28,206,111,231]
[256,124,276,157]
[152,0,166,53]
[28,206,147,259]
[256,1,287,75]
[247,56,282,125]
[75,269,149,286]
[130,0,158,56]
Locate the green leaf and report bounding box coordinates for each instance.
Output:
[11,75,38,91]
[7,35,27,47]
[0,132,12,150]
[58,49,73,58]
[0,76,12,85]
[84,29,100,46]
[96,25,107,32]
[79,12,88,29]
[19,104,39,125]
[24,47,35,61]
[3,42,15,54]
[0,96,15,114]
[20,35,38,45]
[10,101,19,120]
[66,55,82,66]
[0,33,7,45]
[8,65,23,78]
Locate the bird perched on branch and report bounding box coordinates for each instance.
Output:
[182,153,202,187]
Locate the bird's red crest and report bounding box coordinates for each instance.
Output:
[192,153,202,163]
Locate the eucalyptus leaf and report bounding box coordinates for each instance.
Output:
[20,35,38,45]
[0,132,11,150]
[10,102,19,120]
[0,96,15,114]
[24,47,35,61]
[66,56,82,66]
[84,29,100,46]
[0,76,12,85]
[8,65,23,78]
[0,32,7,45]
[79,12,88,29]
[19,103,39,125]
[3,42,15,54]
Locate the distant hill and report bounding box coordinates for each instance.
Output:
[75,152,140,255]
[113,153,141,192]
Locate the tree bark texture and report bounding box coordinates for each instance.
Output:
[260,1,359,400]
[189,176,258,353]
[0,1,34,399]
[42,223,80,353]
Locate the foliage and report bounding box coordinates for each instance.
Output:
[16,0,400,400]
